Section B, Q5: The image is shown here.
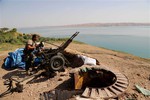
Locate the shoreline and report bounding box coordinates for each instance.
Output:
[0,42,149,61]
[17,26,149,58]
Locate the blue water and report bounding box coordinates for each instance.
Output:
[18,26,150,58]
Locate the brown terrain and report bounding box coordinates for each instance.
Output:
[0,43,150,100]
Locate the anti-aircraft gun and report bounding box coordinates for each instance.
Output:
[0,32,79,97]
[38,31,79,71]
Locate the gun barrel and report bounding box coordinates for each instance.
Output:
[70,32,79,40]
[59,32,79,51]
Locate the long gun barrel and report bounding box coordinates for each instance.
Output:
[58,32,79,51]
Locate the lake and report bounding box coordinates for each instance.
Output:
[18,26,150,58]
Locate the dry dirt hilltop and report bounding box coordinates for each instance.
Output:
[0,43,150,100]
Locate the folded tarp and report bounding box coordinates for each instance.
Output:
[4,48,42,70]
[4,48,26,69]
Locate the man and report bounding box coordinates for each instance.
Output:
[24,34,39,74]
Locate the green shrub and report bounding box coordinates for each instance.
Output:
[0,28,82,45]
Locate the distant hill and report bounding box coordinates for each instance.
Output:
[62,23,150,27]
[25,23,150,29]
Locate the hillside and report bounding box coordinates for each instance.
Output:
[0,42,150,100]
[0,28,80,48]
[0,28,150,100]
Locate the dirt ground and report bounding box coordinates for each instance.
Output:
[0,43,150,100]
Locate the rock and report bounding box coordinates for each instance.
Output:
[60,73,67,76]
[114,54,117,56]
[137,73,140,76]
[28,93,30,97]
[30,92,33,96]
[58,78,63,81]
[125,93,138,100]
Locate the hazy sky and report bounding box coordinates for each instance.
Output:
[0,0,150,28]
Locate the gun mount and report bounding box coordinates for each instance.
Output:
[40,32,79,71]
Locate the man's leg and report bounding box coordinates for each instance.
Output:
[25,54,33,75]
[25,58,31,71]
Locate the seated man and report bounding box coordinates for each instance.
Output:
[24,34,40,74]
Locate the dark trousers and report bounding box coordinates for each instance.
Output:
[25,55,33,71]
[24,50,34,71]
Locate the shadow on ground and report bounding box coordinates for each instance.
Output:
[40,78,83,100]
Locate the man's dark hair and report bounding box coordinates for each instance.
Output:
[32,34,39,40]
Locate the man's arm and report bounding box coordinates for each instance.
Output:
[26,44,35,50]
[26,40,36,50]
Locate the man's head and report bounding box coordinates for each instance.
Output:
[32,34,39,41]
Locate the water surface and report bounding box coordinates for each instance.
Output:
[18,26,150,58]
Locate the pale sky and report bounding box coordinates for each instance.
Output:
[0,0,150,28]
